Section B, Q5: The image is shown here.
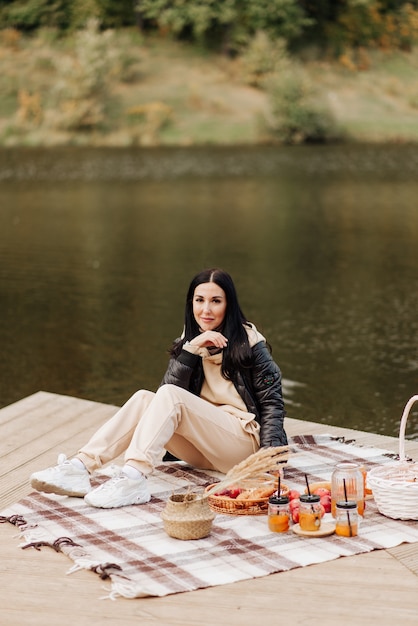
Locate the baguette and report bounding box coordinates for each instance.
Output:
[235,485,276,501]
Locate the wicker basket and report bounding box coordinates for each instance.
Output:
[205,480,290,516]
[161,492,215,540]
[367,395,418,520]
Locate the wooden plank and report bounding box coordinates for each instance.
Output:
[0,392,118,509]
[1,519,418,626]
[389,542,418,575]
[1,393,418,626]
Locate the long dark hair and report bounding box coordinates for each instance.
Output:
[170,268,253,378]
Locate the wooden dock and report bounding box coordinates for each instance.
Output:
[1,391,418,626]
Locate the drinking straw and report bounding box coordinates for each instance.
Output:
[343,478,353,537]
[305,474,311,495]
[305,475,316,513]
[277,475,281,498]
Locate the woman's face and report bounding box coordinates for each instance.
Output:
[192,282,227,331]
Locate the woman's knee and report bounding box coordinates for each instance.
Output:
[125,389,155,407]
[157,383,199,405]
[133,389,154,400]
[156,383,182,400]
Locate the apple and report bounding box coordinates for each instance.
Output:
[288,489,301,501]
[227,487,242,499]
[289,498,300,524]
[214,486,242,498]
[313,487,331,498]
[291,506,300,524]
[320,494,332,513]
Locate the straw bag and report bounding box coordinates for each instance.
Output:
[367,395,418,520]
[161,492,215,540]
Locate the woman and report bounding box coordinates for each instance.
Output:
[31,268,287,508]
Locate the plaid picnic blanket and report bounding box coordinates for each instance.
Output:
[2,434,418,599]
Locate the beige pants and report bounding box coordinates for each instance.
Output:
[77,384,260,476]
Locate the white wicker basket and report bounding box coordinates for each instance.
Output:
[367,395,418,520]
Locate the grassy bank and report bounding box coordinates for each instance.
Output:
[1,26,418,147]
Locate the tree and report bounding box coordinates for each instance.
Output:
[0,0,72,31]
[135,0,310,51]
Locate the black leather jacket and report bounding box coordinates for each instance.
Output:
[160,340,287,448]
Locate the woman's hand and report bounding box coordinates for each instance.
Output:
[189,331,228,350]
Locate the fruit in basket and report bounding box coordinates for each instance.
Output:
[228,487,242,499]
[236,485,276,500]
[214,486,242,498]
[212,475,287,507]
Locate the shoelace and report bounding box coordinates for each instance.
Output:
[101,464,125,478]
[96,473,128,490]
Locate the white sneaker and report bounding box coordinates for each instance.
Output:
[84,472,151,509]
[30,454,91,497]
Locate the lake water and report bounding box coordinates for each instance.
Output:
[1,144,418,439]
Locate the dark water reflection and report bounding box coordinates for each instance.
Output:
[1,145,417,439]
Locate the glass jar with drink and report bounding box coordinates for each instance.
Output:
[331,462,364,517]
[335,500,359,537]
[299,494,322,531]
[268,494,290,533]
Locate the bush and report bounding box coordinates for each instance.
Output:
[240,31,289,86]
[265,65,340,144]
[45,19,121,130]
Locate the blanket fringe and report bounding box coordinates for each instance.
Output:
[21,536,81,552]
[108,576,162,599]
[0,514,29,529]
[67,563,84,575]
[99,586,117,601]
[90,562,125,580]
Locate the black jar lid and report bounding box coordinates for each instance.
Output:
[336,500,357,509]
[299,494,320,503]
[269,494,289,505]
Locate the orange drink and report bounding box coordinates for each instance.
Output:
[268,494,290,533]
[335,521,359,537]
[268,513,290,533]
[299,510,321,531]
[361,465,373,496]
[299,494,322,532]
[335,500,359,537]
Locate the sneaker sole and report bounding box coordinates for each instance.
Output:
[84,493,151,508]
[30,477,88,498]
